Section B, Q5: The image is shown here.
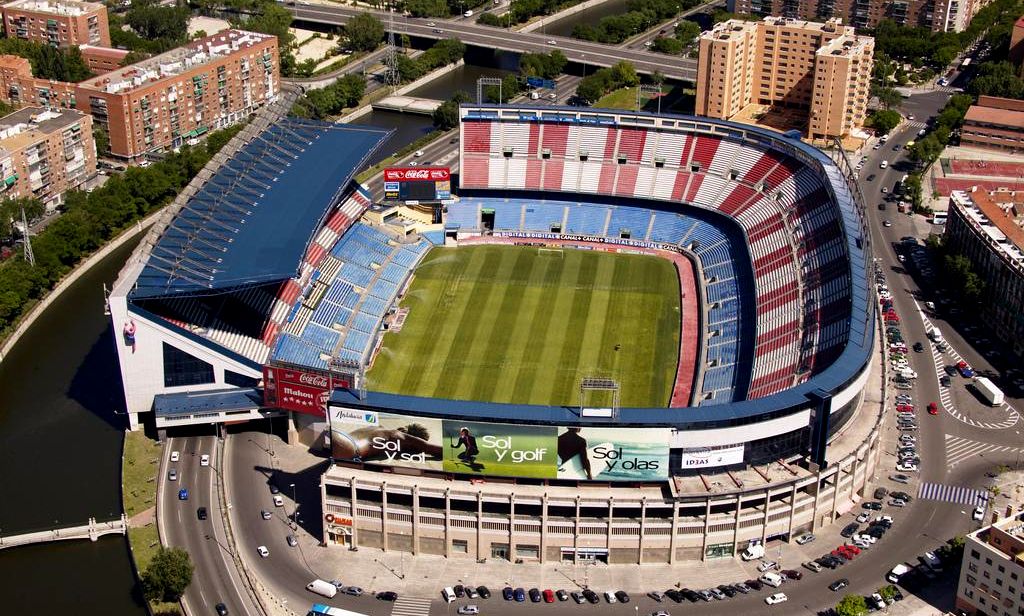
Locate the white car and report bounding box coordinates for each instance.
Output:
[853,533,877,544]
[896,462,918,472]
[974,506,986,521]
[758,560,779,572]
[871,593,886,610]
[765,593,788,605]
[200,454,210,467]
[170,451,180,462]
[257,545,269,558]
[547,39,556,45]
[457,607,480,616]
[880,160,889,169]
[273,494,284,507]
[414,150,424,157]
[856,512,870,523]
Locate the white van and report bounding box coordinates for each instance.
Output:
[442,587,457,603]
[306,579,338,598]
[464,9,473,16]
[760,572,784,588]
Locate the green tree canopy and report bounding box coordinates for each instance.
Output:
[433,91,471,130]
[674,20,701,46]
[142,547,193,603]
[0,38,91,82]
[652,36,684,55]
[868,109,902,135]
[347,12,385,52]
[125,0,190,42]
[836,594,868,616]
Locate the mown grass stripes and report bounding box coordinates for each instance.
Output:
[368,245,680,407]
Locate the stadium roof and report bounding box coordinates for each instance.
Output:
[154,387,263,417]
[131,118,391,298]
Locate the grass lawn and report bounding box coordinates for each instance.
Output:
[123,430,161,518]
[368,245,680,407]
[595,86,639,110]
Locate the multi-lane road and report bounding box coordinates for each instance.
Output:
[287,3,698,81]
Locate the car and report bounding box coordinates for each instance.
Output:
[168,469,178,481]
[908,114,915,120]
[178,488,189,500]
[546,39,556,44]
[652,611,671,616]
[765,593,788,605]
[664,589,683,602]
[377,591,398,601]
[829,578,850,591]
[928,402,938,415]
[215,604,228,616]
[697,589,713,601]
[528,588,541,602]
[170,450,180,462]
[502,587,514,601]
[432,28,443,33]
[286,534,298,547]
[260,509,272,520]
[782,569,803,581]
[856,512,870,523]
[197,507,208,520]
[648,591,664,602]
[543,589,555,603]
[895,383,913,390]
[883,219,892,226]
[571,591,585,603]
[200,454,210,467]
[427,21,436,25]
[974,505,986,521]
[733,582,751,594]
[867,174,876,181]
[758,560,779,572]
[880,160,889,169]
[709,587,726,600]
[841,523,859,538]
[465,586,478,599]
[862,501,883,511]
[746,579,764,590]
[456,607,479,615]
[268,483,279,495]
[344,586,363,596]
[945,365,958,376]
[816,557,837,569]
[414,150,425,157]
[940,376,951,387]
[615,590,631,603]
[273,495,284,507]
[454,585,466,598]
[514,587,526,602]
[912,342,924,352]
[257,545,269,558]
[873,487,889,500]
[842,544,861,556]
[583,589,600,604]
[804,561,823,572]
[896,462,918,472]
[330,580,344,589]
[957,360,975,377]
[796,533,815,545]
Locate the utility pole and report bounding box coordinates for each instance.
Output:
[383,7,401,94]
[20,207,34,266]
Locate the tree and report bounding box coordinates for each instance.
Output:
[836,594,868,616]
[142,546,193,602]
[125,0,189,42]
[433,91,471,130]
[346,12,385,52]
[652,36,684,55]
[93,125,110,156]
[908,135,943,165]
[869,109,902,135]
[406,0,449,17]
[674,20,701,46]
[905,173,924,210]
[944,254,985,304]
[879,585,898,602]
[873,86,903,109]
[610,61,639,88]
[0,197,45,243]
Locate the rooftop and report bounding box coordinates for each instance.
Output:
[964,103,1024,130]
[951,188,1024,270]
[0,106,86,151]
[77,29,274,95]
[817,33,873,57]
[2,0,103,16]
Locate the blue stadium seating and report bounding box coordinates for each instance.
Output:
[607,207,653,238]
[565,205,608,235]
[522,203,564,231]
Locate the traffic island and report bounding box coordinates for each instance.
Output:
[122,430,181,616]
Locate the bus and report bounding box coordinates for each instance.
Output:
[961,57,972,69]
[307,605,369,616]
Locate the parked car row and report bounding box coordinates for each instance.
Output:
[488,586,628,605]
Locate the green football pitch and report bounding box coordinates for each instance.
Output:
[367,245,681,407]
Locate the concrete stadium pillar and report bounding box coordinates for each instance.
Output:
[319,475,328,546]
[444,488,451,559]
[509,493,516,563]
[670,503,680,564]
[286,411,299,445]
[786,483,798,539]
[731,494,742,556]
[412,484,420,555]
[381,482,388,552]
[761,489,771,544]
[350,478,359,548]
[849,457,859,502]
[606,497,614,552]
[810,468,823,533]
[830,466,841,521]
[700,499,711,562]
[476,491,483,562]
[540,494,548,564]
[638,497,647,565]
[573,496,581,565]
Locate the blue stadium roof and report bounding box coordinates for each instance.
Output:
[154,387,262,417]
[132,119,391,298]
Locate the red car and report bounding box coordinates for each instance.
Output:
[928,402,938,415]
[842,544,861,555]
[543,589,555,603]
[896,404,914,412]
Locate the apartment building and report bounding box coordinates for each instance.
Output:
[944,188,1024,360]
[0,106,95,206]
[74,30,279,162]
[1,0,109,48]
[696,17,873,140]
[0,54,77,108]
[727,0,985,32]
[960,96,1024,154]
[957,508,1024,616]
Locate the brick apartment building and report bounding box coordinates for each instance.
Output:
[74,29,280,162]
[727,0,985,32]
[957,508,1024,615]
[960,96,1024,154]
[1,0,109,48]
[0,106,95,206]
[696,17,873,140]
[0,54,78,108]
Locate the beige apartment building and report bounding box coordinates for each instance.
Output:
[1,0,109,48]
[728,0,985,32]
[74,29,279,162]
[0,106,95,206]
[696,17,873,140]
[956,508,1024,616]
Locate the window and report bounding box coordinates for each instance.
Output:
[517,544,540,559]
[1002,566,1008,573]
[224,370,259,388]
[989,558,995,566]
[162,342,214,387]
[970,563,979,573]
[452,539,468,554]
[969,575,978,585]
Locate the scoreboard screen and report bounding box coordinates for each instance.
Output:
[383,166,451,202]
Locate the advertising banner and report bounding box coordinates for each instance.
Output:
[381,167,451,202]
[556,427,670,481]
[441,420,557,479]
[676,444,745,470]
[329,409,444,471]
[383,167,451,182]
[263,366,338,416]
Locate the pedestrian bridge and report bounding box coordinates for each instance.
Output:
[372,96,444,115]
[0,515,127,550]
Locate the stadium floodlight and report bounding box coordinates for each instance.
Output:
[477,77,503,105]
[579,377,620,419]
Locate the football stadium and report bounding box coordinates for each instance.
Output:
[109,104,880,563]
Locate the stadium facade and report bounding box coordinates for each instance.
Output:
[110,105,878,562]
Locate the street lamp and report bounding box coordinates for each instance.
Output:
[290,482,297,528]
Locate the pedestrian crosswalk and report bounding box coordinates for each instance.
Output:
[392,595,434,616]
[945,435,1024,469]
[906,120,929,130]
[918,481,990,507]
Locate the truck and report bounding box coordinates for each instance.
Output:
[887,563,912,583]
[974,377,1004,406]
[741,539,765,561]
[306,579,338,598]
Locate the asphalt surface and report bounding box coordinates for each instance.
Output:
[161,435,260,616]
[287,4,698,81]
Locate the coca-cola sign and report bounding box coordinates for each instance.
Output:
[263,366,340,417]
[383,167,450,182]
[299,373,329,387]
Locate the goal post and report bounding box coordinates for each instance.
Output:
[538,247,564,257]
[579,377,620,419]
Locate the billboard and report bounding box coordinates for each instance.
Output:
[263,366,343,416]
[556,427,669,482]
[442,420,558,478]
[329,408,444,471]
[676,444,745,470]
[382,166,451,202]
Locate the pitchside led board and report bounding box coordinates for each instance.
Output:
[382,167,451,203]
[328,407,670,481]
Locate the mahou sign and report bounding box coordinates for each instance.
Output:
[383,167,450,182]
[263,366,346,417]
